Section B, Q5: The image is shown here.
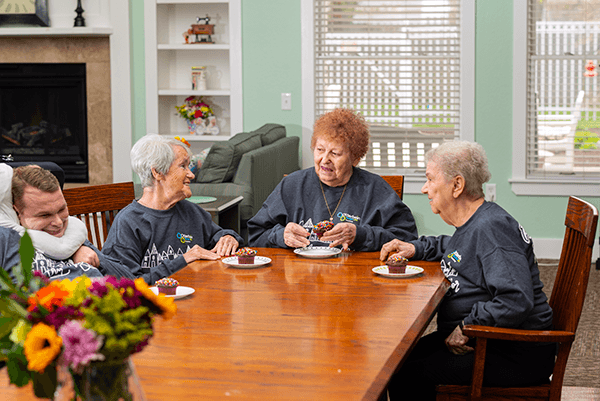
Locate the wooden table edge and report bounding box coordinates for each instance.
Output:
[363,277,451,400]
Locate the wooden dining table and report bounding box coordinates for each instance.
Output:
[1,247,449,400]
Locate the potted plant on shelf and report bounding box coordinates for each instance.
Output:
[0,233,176,400]
[175,96,219,135]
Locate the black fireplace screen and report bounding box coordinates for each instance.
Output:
[0,63,88,183]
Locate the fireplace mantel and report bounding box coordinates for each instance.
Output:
[0,27,112,36]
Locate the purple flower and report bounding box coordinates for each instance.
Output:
[45,306,84,330]
[89,281,109,297]
[58,321,104,373]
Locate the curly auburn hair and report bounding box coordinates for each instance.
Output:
[311,108,370,161]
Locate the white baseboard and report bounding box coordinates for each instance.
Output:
[532,237,600,260]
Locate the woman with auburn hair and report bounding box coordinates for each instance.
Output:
[248,108,417,251]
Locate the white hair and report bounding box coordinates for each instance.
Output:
[130,135,191,188]
[425,141,491,199]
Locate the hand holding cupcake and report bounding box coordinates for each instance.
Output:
[313,220,334,239]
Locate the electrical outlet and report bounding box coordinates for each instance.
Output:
[485,183,496,202]
[281,93,292,110]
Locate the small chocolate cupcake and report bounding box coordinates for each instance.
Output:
[386,254,408,274]
[235,247,257,264]
[155,277,179,295]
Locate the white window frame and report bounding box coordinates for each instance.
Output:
[301,0,475,195]
[510,1,600,197]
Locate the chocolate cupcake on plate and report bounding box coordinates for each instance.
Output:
[235,247,257,264]
[155,277,179,295]
[386,254,408,274]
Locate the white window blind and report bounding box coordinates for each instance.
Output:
[527,0,600,179]
[314,0,462,172]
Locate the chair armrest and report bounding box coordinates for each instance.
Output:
[463,324,575,343]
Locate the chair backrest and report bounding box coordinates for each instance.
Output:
[381,175,404,200]
[549,196,598,334]
[62,182,135,250]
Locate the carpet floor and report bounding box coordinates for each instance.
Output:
[537,259,600,388]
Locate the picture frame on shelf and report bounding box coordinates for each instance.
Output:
[0,0,50,26]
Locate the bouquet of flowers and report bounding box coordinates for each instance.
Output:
[0,234,176,400]
[174,96,214,122]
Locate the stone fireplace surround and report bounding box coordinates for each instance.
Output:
[0,0,132,186]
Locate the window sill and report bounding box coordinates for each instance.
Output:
[510,179,600,196]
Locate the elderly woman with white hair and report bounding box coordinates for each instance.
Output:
[379,141,556,400]
[102,135,242,284]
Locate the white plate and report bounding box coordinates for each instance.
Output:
[372,265,424,278]
[149,286,195,299]
[221,256,272,268]
[294,246,342,259]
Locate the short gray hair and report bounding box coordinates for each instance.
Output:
[425,141,491,199]
[131,135,191,188]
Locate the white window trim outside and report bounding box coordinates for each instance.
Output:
[511,1,600,197]
[301,0,475,195]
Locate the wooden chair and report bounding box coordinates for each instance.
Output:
[381,175,404,200]
[436,196,598,401]
[62,182,136,250]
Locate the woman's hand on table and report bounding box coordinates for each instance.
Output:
[212,235,239,257]
[321,223,356,251]
[184,244,220,263]
[284,222,311,248]
[380,239,416,261]
[445,324,474,355]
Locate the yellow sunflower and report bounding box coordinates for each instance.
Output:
[134,278,176,320]
[23,323,62,373]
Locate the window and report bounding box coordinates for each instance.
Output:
[303,0,474,190]
[512,0,600,196]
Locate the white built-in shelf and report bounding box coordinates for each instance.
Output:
[159,89,231,96]
[158,44,230,50]
[158,0,230,4]
[145,0,242,151]
[0,27,112,37]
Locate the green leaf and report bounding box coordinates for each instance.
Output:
[0,296,29,321]
[0,266,17,292]
[18,232,34,287]
[6,347,31,387]
[0,316,18,340]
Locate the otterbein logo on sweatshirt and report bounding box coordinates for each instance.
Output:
[337,212,360,223]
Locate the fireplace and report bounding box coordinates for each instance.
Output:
[0,63,89,182]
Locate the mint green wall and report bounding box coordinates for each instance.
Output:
[129,0,598,240]
[241,1,303,139]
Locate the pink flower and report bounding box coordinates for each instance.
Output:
[58,320,104,373]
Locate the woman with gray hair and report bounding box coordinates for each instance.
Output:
[102,135,242,284]
[379,141,555,400]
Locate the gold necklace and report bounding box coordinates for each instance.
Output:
[319,181,347,221]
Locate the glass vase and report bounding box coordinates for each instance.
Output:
[187,119,198,135]
[54,358,146,401]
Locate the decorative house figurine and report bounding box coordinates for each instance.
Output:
[183,14,214,44]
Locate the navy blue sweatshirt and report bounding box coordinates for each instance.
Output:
[411,201,553,333]
[248,167,418,251]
